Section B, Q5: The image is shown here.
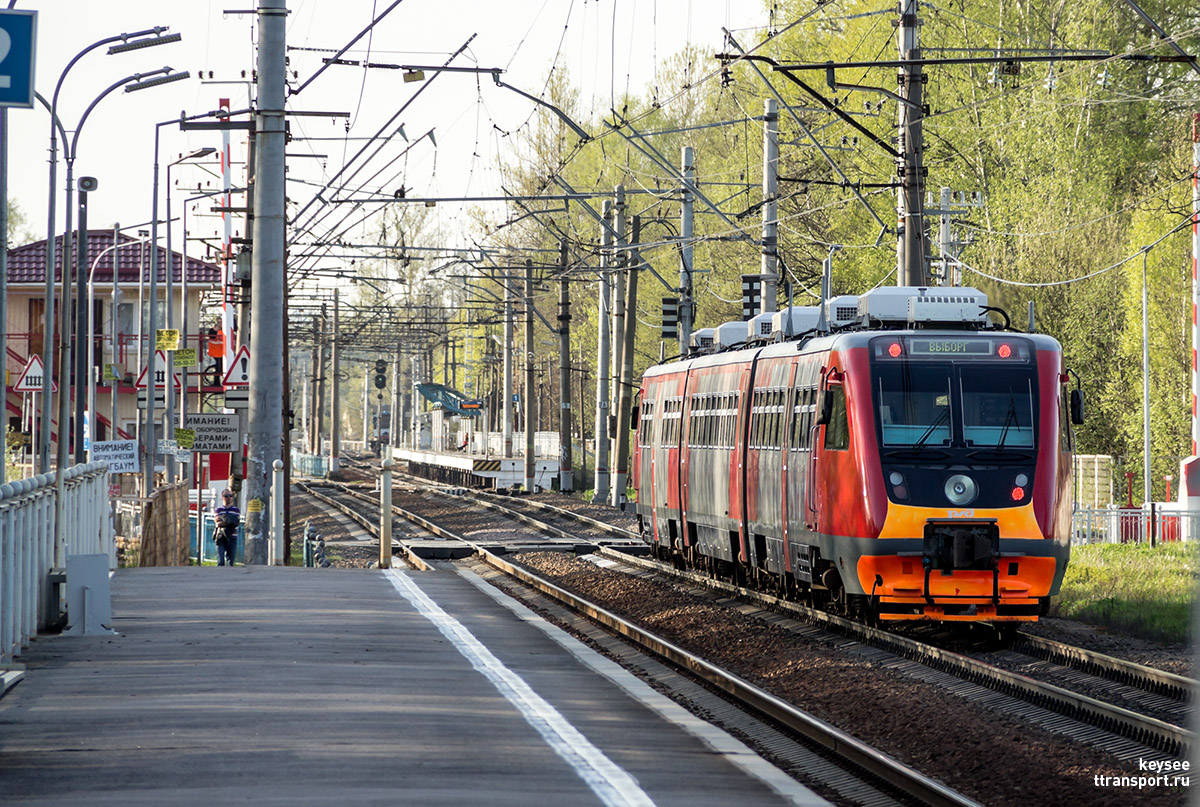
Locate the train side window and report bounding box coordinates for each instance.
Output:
[823,387,850,450]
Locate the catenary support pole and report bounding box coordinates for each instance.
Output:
[611,185,627,434]
[896,0,927,286]
[331,288,341,473]
[244,0,287,564]
[593,201,613,501]
[680,147,695,356]
[611,216,641,508]
[524,260,536,492]
[558,240,573,492]
[502,271,513,458]
[761,99,779,314]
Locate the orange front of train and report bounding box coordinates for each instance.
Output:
[824,333,1076,623]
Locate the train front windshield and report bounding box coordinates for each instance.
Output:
[870,337,1038,453]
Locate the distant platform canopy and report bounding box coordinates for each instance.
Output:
[416,383,483,417]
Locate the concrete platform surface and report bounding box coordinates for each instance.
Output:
[0,566,825,807]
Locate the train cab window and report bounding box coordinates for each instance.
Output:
[823,387,850,451]
[958,367,1036,448]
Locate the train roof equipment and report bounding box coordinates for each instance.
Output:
[771,306,822,339]
[856,286,990,328]
[715,321,749,349]
[690,328,716,352]
[747,312,775,343]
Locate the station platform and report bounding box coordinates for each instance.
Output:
[393,446,559,490]
[0,565,823,807]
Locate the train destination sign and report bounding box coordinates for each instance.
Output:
[910,339,992,356]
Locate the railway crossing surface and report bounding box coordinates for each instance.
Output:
[0,566,826,807]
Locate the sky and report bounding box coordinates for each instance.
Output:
[6,0,772,260]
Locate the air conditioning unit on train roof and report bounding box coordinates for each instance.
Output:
[747,312,775,342]
[826,295,860,328]
[771,305,821,338]
[690,327,716,352]
[715,321,748,348]
[857,286,989,327]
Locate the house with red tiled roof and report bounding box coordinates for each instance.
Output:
[6,230,224,468]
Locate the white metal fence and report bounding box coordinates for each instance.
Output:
[1,463,114,664]
[1071,506,1200,545]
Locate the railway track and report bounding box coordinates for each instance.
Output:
[334,470,1193,760]
[291,478,982,807]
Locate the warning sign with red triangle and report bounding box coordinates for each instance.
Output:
[14,355,56,392]
[223,345,251,387]
[134,350,183,390]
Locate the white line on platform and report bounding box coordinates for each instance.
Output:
[459,567,829,807]
[383,568,657,807]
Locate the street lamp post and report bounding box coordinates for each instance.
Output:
[163,148,216,483]
[38,26,182,475]
[87,230,150,447]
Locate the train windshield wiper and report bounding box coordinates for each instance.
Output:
[910,408,950,450]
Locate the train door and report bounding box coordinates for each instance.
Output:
[779,360,800,573]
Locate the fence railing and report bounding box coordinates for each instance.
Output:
[1,463,114,664]
[291,450,328,478]
[1071,506,1200,545]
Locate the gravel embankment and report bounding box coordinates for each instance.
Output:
[510,551,1184,807]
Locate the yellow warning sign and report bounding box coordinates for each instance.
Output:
[156,329,180,350]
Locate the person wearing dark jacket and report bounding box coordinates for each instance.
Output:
[214,489,240,566]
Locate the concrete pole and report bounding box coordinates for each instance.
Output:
[611,216,641,508]
[896,0,926,287]
[761,99,779,314]
[393,340,403,453]
[611,186,627,429]
[331,288,341,473]
[525,260,536,491]
[244,0,287,565]
[362,370,370,450]
[593,201,613,501]
[680,147,695,356]
[379,458,393,568]
[313,311,325,455]
[558,241,573,492]
[411,353,420,449]
[503,271,514,458]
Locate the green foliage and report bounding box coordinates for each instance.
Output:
[1053,542,1197,643]
[470,0,1200,479]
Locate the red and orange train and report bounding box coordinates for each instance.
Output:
[633,287,1082,625]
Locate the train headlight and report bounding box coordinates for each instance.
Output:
[944,474,978,506]
[888,471,908,500]
[1011,473,1029,502]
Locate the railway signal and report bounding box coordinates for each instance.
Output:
[373,359,387,389]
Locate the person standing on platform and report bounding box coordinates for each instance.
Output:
[214,489,241,566]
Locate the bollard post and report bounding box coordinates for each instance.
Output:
[380,458,393,568]
[271,460,285,566]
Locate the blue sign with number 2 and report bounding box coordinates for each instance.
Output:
[0,10,35,109]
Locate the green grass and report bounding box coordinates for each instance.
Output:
[1052,542,1198,645]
